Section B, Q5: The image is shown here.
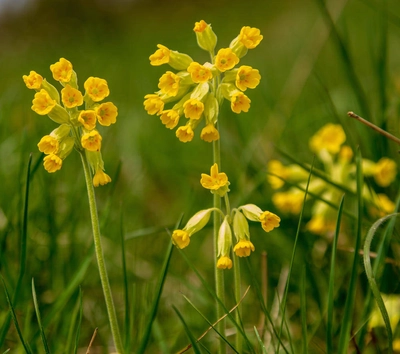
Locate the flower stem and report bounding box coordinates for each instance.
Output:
[79,150,124,354]
[233,255,242,352]
[213,131,226,354]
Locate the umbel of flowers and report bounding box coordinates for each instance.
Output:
[267,123,397,235]
[172,163,281,269]
[144,20,262,143]
[23,58,118,187]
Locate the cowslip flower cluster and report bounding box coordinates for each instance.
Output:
[172,163,280,269]
[144,20,262,143]
[23,58,118,186]
[267,123,397,235]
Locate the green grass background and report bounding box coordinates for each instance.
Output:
[1,0,400,352]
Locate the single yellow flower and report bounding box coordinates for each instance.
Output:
[160,109,180,129]
[215,48,239,72]
[31,89,57,115]
[158,71,180,97]
[96,102,118,126]
[93,168,112,187]
[43,154,62,173]
[239,26,263,49]
[81,130,102,151]
[200,163,228,190]
[235,65,261,91]
[23,71,43,89]
[233,240,255,257]
[309,123,346,154]
[374,157,397,187]
[37,135,59,155]
[260,211,281,232]
[200,124,219,142]
[217,256,233,269]
[187,62,213,83]
[370,193,395,217]
[78,110,97,130]
[50,58,73,83]
[172,229,190,249]
[84,77,110,102]
[61,84,83,108]
[183,98,204,120]
[144,94,164,115]
[193,20,208,32]
[267,160,288,189]
[149,44,170,66]
[230,91,250,113]
[176,125,194,142]
[272,191,303,214]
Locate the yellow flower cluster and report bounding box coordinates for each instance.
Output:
[267,123,397,235]
[23,58,118,186]
[172,164,280,269]
[144,20,262,143]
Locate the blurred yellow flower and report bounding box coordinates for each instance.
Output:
[37,135,59,155]
[215,48,239,72]
[235,65,261,91]
[272,191,304,214]
[43,154,62,173]
[81,130,102,152]
[183,98,204,120]
[160,109,180,129]
[172,229,190,249]
[217,256,233,269]
[158,71,180,97]
[267,159,288,189]
[176,125,194,142]
[233,240,255,257]
[231,91,250,113]
[50,58,73,83]
[143,94,164,115]
[187,62,213,83]
[31,89,57,115]
[84,77,110,102]
[239,26,263,49]
[23,70,43,89]
[61,84,83,108]
[374,157,397,187]
[260,211,281,232]
[96,102,118,126]
[93,168,112,187]
[200,124,219,142]
[200,163,228,190]
[78,110,97,131]
[309,123,346,154]
[149,44,170,66]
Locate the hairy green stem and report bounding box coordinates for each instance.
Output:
[79,151,124,354]
[233,254,242,352]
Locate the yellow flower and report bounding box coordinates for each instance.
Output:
[37,135,59,154]
[233,240,255,257]
[309,123,346,154]
[306,214,336,235]
[78,110,97,130]
[23,71,43,89]
[200,124,219,142]
[187,62,213,83]
[374,157,397,187]
[260,211,281,232]
[61,84,83,108]
[172,229,190,249]
[239,26,263,49]
[176,125,194,142]
[267,160,288,189]
[231,91,250,113]
[50,58,73,83]
[149,44,170,66]
[43,154,62,173]
[84,77,110,102]
[235,65,261,91]
[96,102,118,126]
[183,98,204,120]
[158,71,180,97]
[370,193,395,217]
[144,94,164,115]
[93,168,112,187]
[215,48,239,72]
[200,163,228,190]
[81,130,102,151]
[339,146,353,162]
[193,20,208,32]
[272,191,303,214]
[160,109,180,129]
[31,89,56,115]
[217,256,233,269]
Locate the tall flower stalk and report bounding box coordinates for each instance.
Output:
[145,21,281,352]
[23,59,124,353]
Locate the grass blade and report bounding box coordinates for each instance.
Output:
[326,194,345,354]
[253,326,268,354]
[31,278,50,354]
[65,289,82,354]
[363,214,397,354]
[300,266,307,354]
[172,305,202,354]
[74,289,83,354]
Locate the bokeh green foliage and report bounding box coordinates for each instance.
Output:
[1,0,400,352]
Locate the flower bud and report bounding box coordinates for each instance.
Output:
[233,210,250,241]
[217,216,232,258]
[47,104,70,124]
[193,20,217,53]
[240,204,263,221]
[204,93,219,124]
[57,137,75,159]
[184,208,213,234]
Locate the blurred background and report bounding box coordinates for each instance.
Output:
[1,0,400,352]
